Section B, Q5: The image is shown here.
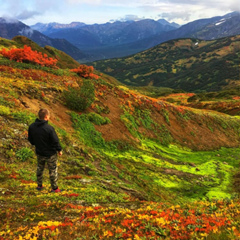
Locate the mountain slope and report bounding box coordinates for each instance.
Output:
[0,38,240,240]
[0,18,88,61]
[4,36,80,69]
[192,11,240,40]
[120,12,240,54]
[92,36,240,92]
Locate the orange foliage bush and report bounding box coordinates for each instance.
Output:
[70,64,99,79]
[0,45,58,68]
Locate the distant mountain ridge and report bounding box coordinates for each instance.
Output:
[31,19,179,61]
[191,12,240,40]
[32,21,87,35]
[31,19,179,36]
[124,12,240,52]
[33,19,179,51]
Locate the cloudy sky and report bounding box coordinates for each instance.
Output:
[0,0,239,26]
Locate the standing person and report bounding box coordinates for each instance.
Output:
[28,109,62,192]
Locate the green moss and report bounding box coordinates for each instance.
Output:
[120,109,141,138]
[16,147,34,162]
[0,105,11,115]
[70,112,106,149]
[162,109,170,124]
[135,109,155,129]
[87,112,111,125]
[11,110,36,125]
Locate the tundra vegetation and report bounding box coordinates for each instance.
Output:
[0,37,240,239]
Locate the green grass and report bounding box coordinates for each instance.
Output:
[102,139,240,201]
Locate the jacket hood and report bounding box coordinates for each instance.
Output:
[34,118,48,126]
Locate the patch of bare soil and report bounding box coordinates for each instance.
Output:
[154,109,240,150]
[162,168,201,179]
[233,171,240,193]
[95,92,240,150]
[19,96,74,132]
[94,93,138,143]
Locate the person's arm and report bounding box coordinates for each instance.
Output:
[27,126,35,145]
[50,127,62,152]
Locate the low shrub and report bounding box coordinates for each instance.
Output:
[16,147,34,161]
[0,45,58,68]
[70,65,99,79]
[63,79,95,111]
[11,111,36,125]
[87,112,111,125]
[0,105,11,115]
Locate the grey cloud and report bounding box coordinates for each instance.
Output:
[226,2,240,12]
[0,16,19,23]
[120,15,144,21]
[19,27,34,37]
[16,10,41,20]
[157,0,240,10]
[34,0,58,12]
[158,11,191,21]
[1,0,57,19]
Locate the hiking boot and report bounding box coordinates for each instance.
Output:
[51,188,61,193]
[36,185,44,191]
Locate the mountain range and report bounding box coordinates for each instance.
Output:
[31,19,179,61]
[31,11,240,61]
[0,12,240,62]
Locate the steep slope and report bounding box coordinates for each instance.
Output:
[0,38,240,240]
[92,36,240,92]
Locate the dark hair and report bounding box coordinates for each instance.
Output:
[38,109,50,120]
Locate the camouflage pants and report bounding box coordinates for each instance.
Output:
[37,154,58,190]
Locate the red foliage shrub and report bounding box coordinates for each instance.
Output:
[0,45,58,68]
[70,65,99,79]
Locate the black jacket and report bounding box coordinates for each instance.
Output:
[28,119,62,157]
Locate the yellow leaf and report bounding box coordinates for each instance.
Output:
[134,234,141,240]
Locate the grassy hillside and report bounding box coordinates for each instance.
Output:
[1,36,81,69]
[92,36,240,92]
[0,38,240,239]
[156,88,240,117]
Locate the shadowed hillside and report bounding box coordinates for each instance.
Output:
[0,38,240,239]
[92,36,240,92]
